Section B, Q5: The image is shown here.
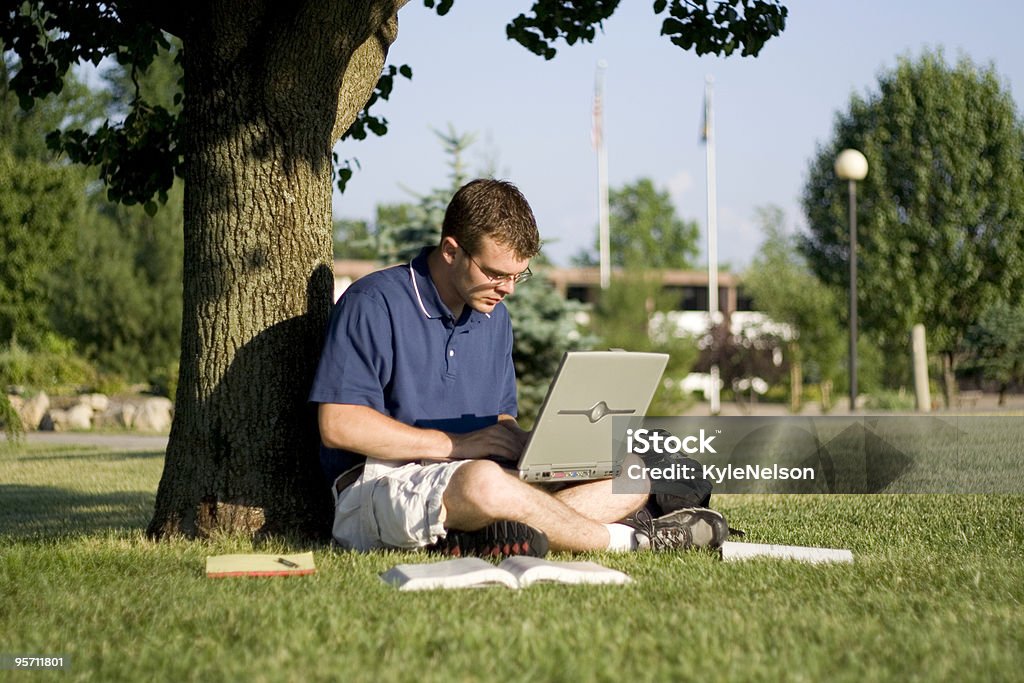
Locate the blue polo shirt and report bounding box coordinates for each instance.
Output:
[309,247,519,483]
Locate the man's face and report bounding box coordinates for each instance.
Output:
[451,236,531,314]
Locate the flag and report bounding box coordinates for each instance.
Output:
[700,87,710,143]
[591,81,603,150]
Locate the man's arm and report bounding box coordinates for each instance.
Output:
[319,403,526,463]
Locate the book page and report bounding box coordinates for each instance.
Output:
[498,556,632,587]
[380,558,520,591]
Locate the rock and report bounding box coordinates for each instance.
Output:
[133,397,173,432]
[16,392,50,430]
[84,393,110,412]
[40,409,65,431]
[93,402,138,430]
[122,403,137,429]
[64,403,93,430]
[41,404,92,431]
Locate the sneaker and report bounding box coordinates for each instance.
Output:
[427,520,549,559]
[632,507,729,551]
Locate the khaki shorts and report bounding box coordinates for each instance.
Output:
[332,459,467,551]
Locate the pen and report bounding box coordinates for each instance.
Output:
[276,557,299,568]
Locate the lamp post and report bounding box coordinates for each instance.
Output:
[834,149,868,412]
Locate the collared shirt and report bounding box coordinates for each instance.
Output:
[309,247,518,483]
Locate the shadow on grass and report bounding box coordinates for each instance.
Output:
[0,484,155,539]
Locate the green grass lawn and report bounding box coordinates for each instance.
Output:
[1,442,1022,682]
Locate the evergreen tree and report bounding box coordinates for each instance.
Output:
[372,126,475,263]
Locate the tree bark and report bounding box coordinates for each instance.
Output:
[789,342,802,413]
[148,1,405,539]
[942,352,956,410]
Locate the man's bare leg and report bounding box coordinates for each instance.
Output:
[550,451,651,522]
[553,477,648,523]
[442,460,647,552]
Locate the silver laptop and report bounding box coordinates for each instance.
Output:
[515,351,669,482]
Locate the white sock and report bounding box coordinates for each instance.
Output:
[604,523,638,552]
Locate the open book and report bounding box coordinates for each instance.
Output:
[206,552,316,578]
[721,541,853,564]
[381,556,632,591]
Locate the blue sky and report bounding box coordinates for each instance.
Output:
[331,0,1024,269]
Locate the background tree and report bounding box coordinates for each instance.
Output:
[588,270,698,414]
[0,56,99,347]
[801,50,1024,406]
[51,183,184,386]
[743,206,845,410]
[1,0,788,539]
[2,43,186,391]
[54,44,184,387]
[332,219,377,261]
[573,177,700,270]
[573,176,702,411]
[964,301,1024,406]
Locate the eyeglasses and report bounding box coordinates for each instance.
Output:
[460,246,532,285]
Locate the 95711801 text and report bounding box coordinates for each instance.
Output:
[0,654,70,670]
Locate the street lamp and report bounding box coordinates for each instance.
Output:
[834,149,868,412]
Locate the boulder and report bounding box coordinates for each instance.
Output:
[64,403,94,430]
[84,393,110,412]
[15,391,50,431]
[133,397,173,432]
[41,404,93,431]
[93,402,138,430]
[40,408,65,431]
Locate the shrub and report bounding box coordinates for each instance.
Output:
[864,389,916,411]
[0,335,97,393]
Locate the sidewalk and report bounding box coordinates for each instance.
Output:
[1,431,169,451]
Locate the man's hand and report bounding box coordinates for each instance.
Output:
[497,418,530,451]
[448,422,527,462]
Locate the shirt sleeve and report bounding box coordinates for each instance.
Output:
[308,290,393,412]
[499,313,518,417]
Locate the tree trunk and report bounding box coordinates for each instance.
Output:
[789,342,802,413]
[820,378,832,412]
[148,2,404,539]
[942,352,956,410]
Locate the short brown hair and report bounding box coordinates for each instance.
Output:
[441,179,541,259]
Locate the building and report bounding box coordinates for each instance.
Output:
[333,260,752,315]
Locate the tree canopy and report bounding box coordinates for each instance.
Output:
[574,177,700,270]
[2,0,787,205]
[801,51,1024,370]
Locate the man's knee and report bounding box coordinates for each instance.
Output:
[446,459,520,518]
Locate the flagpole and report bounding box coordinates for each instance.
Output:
[704,75,721,415]
[595,60,610,290]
